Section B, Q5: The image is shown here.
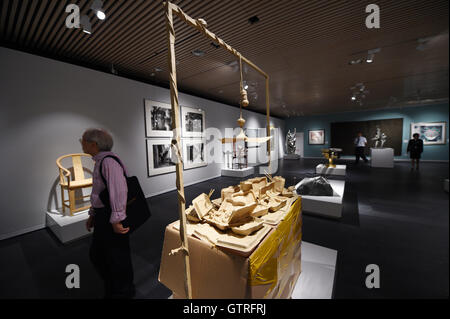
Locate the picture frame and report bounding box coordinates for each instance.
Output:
[144,100,174,137]
[308,129,325,145]
[146,139,177,176]
[182,138,207,170]
[410,122,446,145]
[181,106,205,138]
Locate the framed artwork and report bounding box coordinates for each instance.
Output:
[144,100,174,137]
[411,122,446,145]
[246,128,259,148]
[146,139,177,176]
[182,138,207,170]
[181,106,205,137]
[308,129,325,145]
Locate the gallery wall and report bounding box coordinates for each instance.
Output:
[285,104,449,161]
[0,47,285,240]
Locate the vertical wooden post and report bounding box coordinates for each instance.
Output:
[266,76,271,172]
[164,1,192,299]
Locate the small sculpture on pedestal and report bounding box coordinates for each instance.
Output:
[372,127,387,148]
[286,129,297,154]
[284,129,300,159]
[321,148,343,168]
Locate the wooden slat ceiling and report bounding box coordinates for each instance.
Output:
[1,0,448,117]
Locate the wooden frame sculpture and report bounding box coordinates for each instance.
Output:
[164,1,272,299]
[56,153,93,216]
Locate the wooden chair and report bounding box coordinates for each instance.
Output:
[56,153,93,216]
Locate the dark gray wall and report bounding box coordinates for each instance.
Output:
[0,47,285,240]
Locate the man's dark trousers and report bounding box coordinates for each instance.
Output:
[89,207,135,299]
[355,146,368,164]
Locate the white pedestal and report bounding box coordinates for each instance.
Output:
[370,148,394,168]
[292,242,337,299]
[284,154,301,160]
[445,179,449,193]
[169,241,337,300]
[295,179,345,219]
[221,167,254,177]
[316,164,346,176]
[46,209,91,243]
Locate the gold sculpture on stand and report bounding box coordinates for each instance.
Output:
[321,148,343,168]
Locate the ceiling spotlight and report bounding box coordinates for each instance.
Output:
[416,37,434,51]
[351,95,356,101]
[192,49,206,57]
[248,16,260,25]
[97,11,106,20]
[244,84,249,90]
[366,48,381,63]
[210,42,220,49]
[80,15,92,34]
[91,0,106,20]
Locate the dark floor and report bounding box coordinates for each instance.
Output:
[0,159,448,299]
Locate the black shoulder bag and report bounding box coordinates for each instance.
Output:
[99,155,151,233]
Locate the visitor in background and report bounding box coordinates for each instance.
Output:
[354,131,368,164]
[407,133,424,171]
[81,128,135,299]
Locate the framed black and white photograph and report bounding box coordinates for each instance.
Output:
[146,139,177,176]
[182,138,207,170]
[181,106,205,137]
[144,100,173,137]
[308,129,325,145]
[411,122,447,145]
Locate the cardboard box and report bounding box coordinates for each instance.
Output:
[158,198,302,298]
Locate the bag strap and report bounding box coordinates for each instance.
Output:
[99,155,127,188]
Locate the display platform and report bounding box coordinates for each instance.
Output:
[46,208,91,243]
[292,242,337,299]
[316,164,346,176]
[445,179,449,193]
[284,154,301,160]
[159,199,302,299]
[221,167,254,177]
[168,241,337,299]
[370,148,394,168]
[295,179,345,219]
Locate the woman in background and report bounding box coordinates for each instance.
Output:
[407,133,424,171]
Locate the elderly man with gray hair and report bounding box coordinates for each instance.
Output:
[80,128,135,299]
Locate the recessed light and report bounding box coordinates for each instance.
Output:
[244,85,249,90]
[91,0,106,20]
[248,16,260,25]
[97,10,106,20]
[191,49,205,57]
